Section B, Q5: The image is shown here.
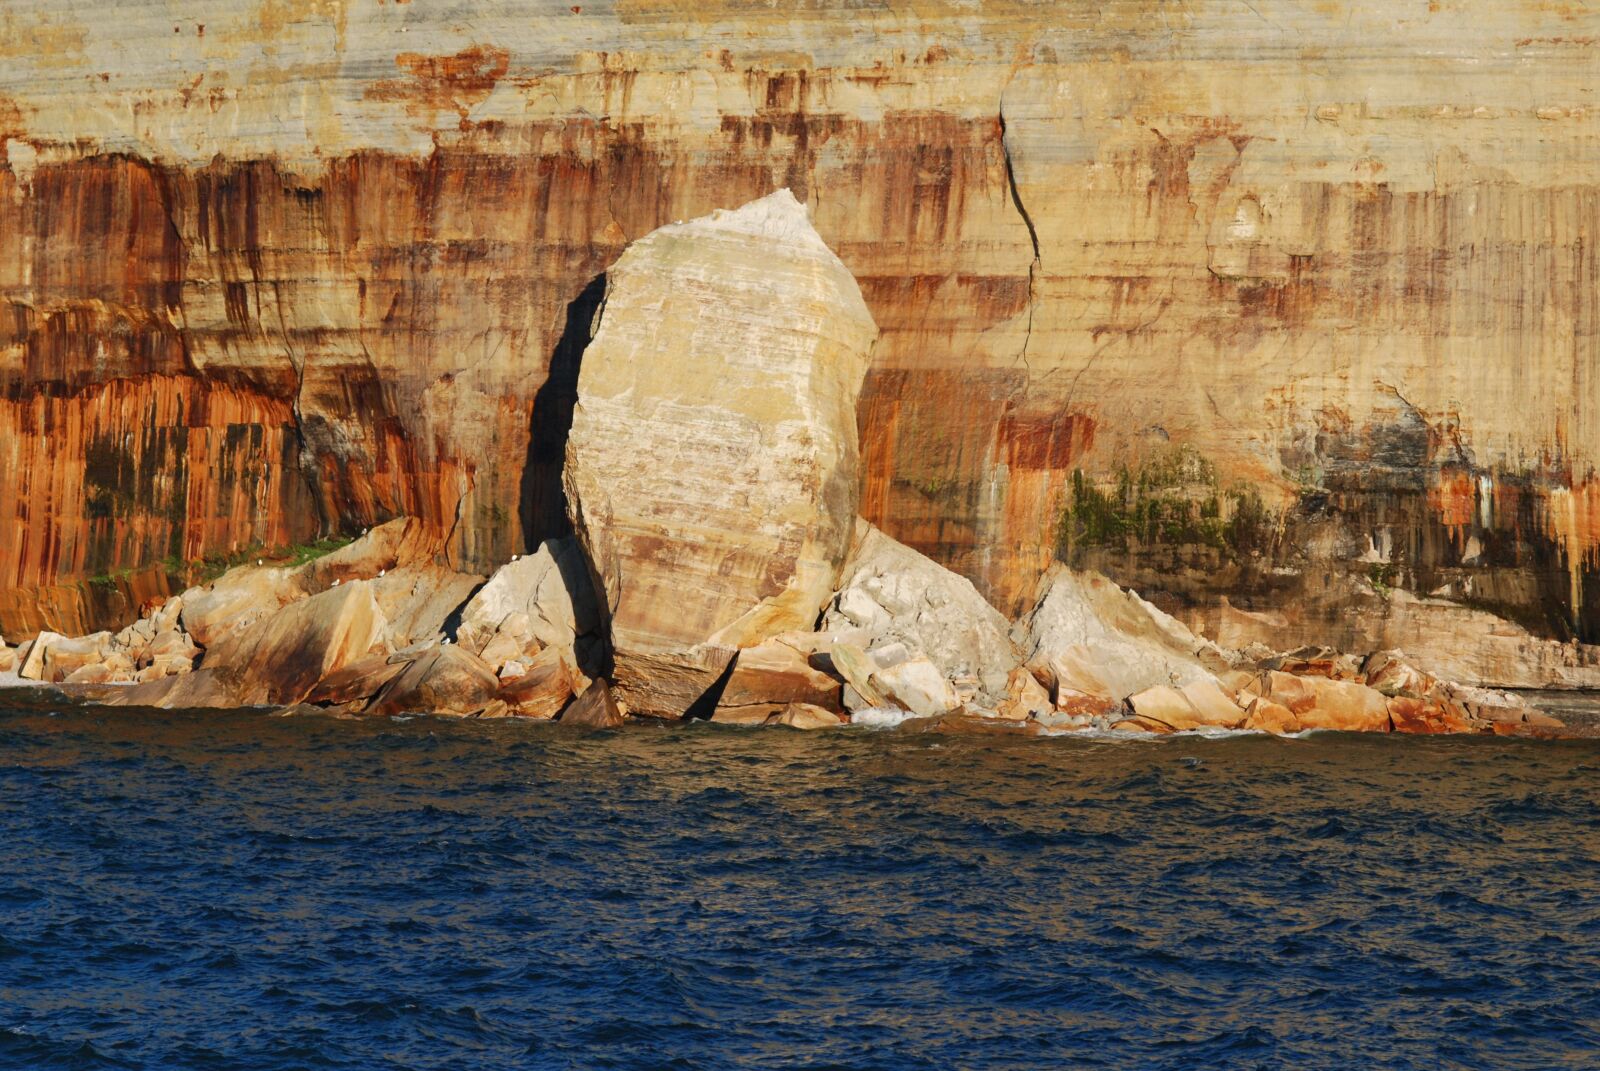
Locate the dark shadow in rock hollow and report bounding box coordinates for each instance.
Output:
[517,273,615,679]
[682,653,740,722]
[520,273,606,552]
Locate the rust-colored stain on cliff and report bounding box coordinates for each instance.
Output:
[367,45,512,124]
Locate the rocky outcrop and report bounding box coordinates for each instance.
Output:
[561,681,625,730]
[196,582,389,706]
[710,640,843,725]
[766,703,845,731]
[0,4,1594,689]
[564,191,877,715]
[455,538,604,676]
[489,648,576,720]
[1014,565,1234,706]
[821,521,1021,708]
[366,646,500,718]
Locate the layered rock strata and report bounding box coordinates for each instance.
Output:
[0,3,1594,686]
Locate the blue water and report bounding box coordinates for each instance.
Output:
[2,699,1598,1070]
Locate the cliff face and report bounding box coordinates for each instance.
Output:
[1,1,1596,665]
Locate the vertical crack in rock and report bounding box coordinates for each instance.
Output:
[270,278,325,534]
[997,97,1040,380]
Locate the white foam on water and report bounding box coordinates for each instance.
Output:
[847,707,918,729]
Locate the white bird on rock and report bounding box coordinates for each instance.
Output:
[378,568,386,577]
[331,579,341,587]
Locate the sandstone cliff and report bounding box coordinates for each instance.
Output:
[0,2,1596,686]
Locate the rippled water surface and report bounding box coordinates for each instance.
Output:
[2,696,1599,1070]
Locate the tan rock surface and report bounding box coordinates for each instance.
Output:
[711,641,843,725]
[367,645,500,717]
[766,703,845,730]
[494,648,576,720]
[1015,566,1233,702]
[821,521,1021,704]
[609,647,739,721]
[566,190,877,664]
[200,582,389,706]
[16,632,65,681]
[562,680,626,730]
[305,653,411,707]
[455,538,604,674]
[1126,681,1248,732]
[39,632,114,684]
[371,566,486,650]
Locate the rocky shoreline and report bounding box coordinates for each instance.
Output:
[0,512,1568,738]
[0,193,1571,739]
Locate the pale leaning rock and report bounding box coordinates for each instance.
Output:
[564,189,878,716]
[1013,565,1235,703]
[17,631,65,680]
[455,537,603,674]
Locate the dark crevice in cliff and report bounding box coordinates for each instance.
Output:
[269,278,329,537]
[997,102,1040,379]
[520,274,607,552]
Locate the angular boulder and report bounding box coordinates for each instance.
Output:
[1013,566,1234,703]
[1124,679,1249,732]
[564,190,878,711]
[710,639,844,724]
[305,652,410,706]
[1239,671,1392,733]
[16,630,65,680]
[200,581,389,706]
[39,632,114,683]
[766,702,845,730]
[871,655,961,718]
[561,679,626,729]
[493,647,576,720]
[366,645,500,717]
[820,521,1021,705]
[455,537,604,674]
[371,565,485,650]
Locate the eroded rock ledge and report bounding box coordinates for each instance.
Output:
[0,194,1573,739]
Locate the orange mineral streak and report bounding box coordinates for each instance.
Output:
[1544,479,1600,610]
[366,45,512,123]
[0,375,316,636]
[1429,469,1476,532]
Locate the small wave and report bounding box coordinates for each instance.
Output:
[848,707,920,729]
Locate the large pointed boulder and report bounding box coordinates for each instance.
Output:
[1012,565,1236,705]
[564,189,879,716]
[819,521,1022,708]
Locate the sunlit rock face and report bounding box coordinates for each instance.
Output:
[0,2,1596,675]
[563,191,877,712]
